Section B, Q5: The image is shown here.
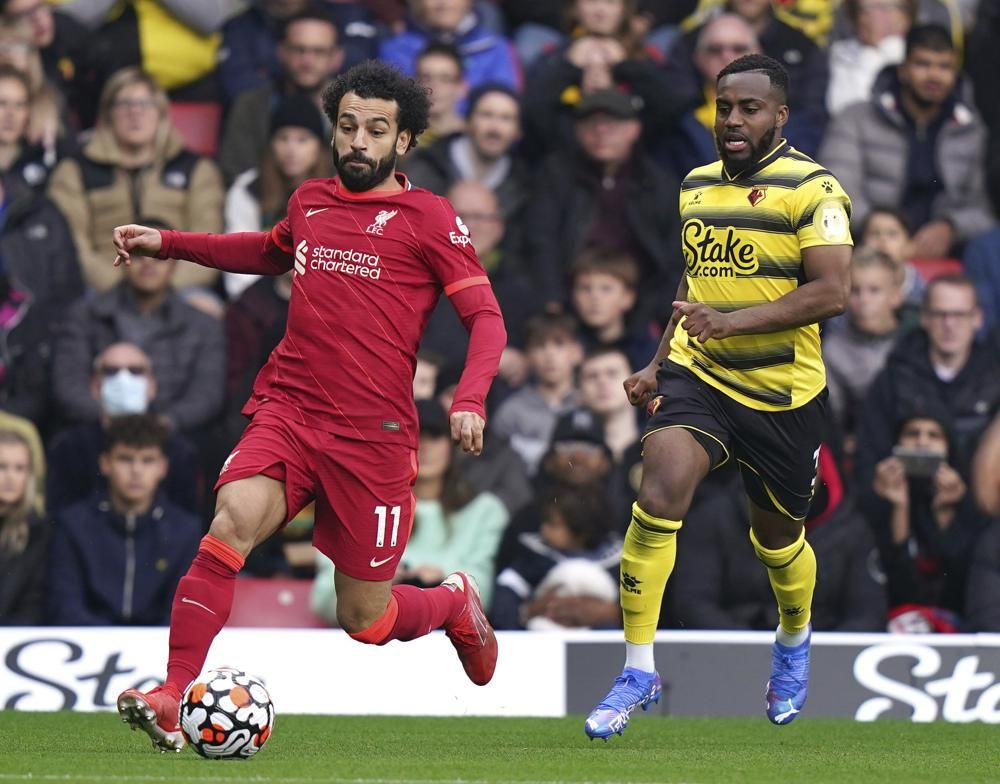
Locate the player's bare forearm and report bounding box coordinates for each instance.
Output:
[159,230,293,275]
[647,277,689,366]
[724,244,850,336]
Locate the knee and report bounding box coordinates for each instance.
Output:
[336,596,387,635]
[207,505,255,558]
[637,483,692,522]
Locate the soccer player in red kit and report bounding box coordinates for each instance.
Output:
[112,61,507,752]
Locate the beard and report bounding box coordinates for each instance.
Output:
[716,125,777,174]
[332,146,398,192]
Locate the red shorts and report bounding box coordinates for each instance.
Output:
[216,409,417,581]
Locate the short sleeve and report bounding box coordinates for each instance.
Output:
[418,195,490,296]
[792,173,854,250]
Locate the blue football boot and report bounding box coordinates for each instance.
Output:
[765,627,811,725]
[584,667,662,740]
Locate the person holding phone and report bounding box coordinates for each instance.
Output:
[865,407,990,629]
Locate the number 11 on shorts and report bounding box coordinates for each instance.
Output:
[374,505,401,548]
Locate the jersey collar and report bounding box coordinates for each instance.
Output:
[721,139,788,182]
[334,172,411,200]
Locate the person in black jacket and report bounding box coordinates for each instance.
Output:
[522,88,682,324]
[0,423,49,625]
[966,518,1000,631]
[46,414,201,626]
[855,274,1000,490]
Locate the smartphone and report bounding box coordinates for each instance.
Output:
[892,445,944,478]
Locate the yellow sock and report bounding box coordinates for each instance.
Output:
[750,527,816,634]
[621,502,682,645]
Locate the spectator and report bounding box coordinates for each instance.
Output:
[219,11,342,185]
[672,448,887,631]
[667,1,829,156]
[570,248,657,372]
[966,518,1000,631]
[523,88,681,318]
[492,484,622,630]
[826,0,913,115]
[419,179,538,383]
[520,0,688,162]
[0,169,81,310]
[855,274,1000,487]
[822,248,905,445]
[966,0,1000,215]
[413,42,466,145]
[0,18,66,157]
[403,83,527,222]
[494,405,616,570]
[48,67,224,292]
[218,0,374,105]
[46,341,201,514]
[491,312,582,475]
[224,95,332,298]
[311,398,509,621]
[577,346,638,464]
[861,407,988,629]
[964,228,1000,333]
[0,64,61,189]
[378,0,519,94]
[856,206,923,320]
[1,0,88,94]
[51,238,226,433]
[0,422,49,625]
[47,414,201,626]
[819,24,995,258]
[0,266,54,429]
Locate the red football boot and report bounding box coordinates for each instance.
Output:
[117,683,185,752]
[442,572,498,686]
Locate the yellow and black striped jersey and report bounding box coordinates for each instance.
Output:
[669,140,852,411]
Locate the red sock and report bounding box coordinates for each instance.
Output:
[351,584,464,645]
[165,535,244,691]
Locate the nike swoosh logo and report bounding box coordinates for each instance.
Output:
[370,554,397,568]
[306,207,329,217]
[181,597,217,615]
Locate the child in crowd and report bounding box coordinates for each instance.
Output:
[570,248,659,371]
[491,312,582,474]
[858,206,924,324]
[492,483,623,630]
[823,248,906,448]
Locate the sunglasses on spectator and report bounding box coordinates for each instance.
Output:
[99,365,149,377]
[702,43,752,56]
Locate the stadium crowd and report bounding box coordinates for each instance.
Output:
[1,0,1000,637]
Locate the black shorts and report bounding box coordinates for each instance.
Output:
[644,361,827,520]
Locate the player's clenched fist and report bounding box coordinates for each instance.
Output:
[672,300,733,343]
[112,224,162,267]
[450,410,486,455]
[623,364,658,407]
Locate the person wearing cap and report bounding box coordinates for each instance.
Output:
[223,94,334,299]
[219,11,343,186]
[522,86,682,322]
[312,398,509,620]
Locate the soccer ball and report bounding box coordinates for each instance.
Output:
[180,667,275,759]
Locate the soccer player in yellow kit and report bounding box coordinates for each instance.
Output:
[585,54,853,738]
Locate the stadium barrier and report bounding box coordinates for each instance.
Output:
[3,629,1000,722]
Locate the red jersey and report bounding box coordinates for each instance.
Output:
[158,174,504,447]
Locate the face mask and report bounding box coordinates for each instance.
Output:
[101,370,149,415]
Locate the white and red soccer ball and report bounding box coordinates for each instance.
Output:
[180,667,275,759]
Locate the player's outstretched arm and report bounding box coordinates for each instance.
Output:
[674,244,851,342]
[112,225,293,276]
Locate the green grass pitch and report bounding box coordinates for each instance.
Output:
[0,712,994,784]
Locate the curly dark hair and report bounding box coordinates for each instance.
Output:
[718,53,789,103]
[321,60,430,151]
[104,414,168,454]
